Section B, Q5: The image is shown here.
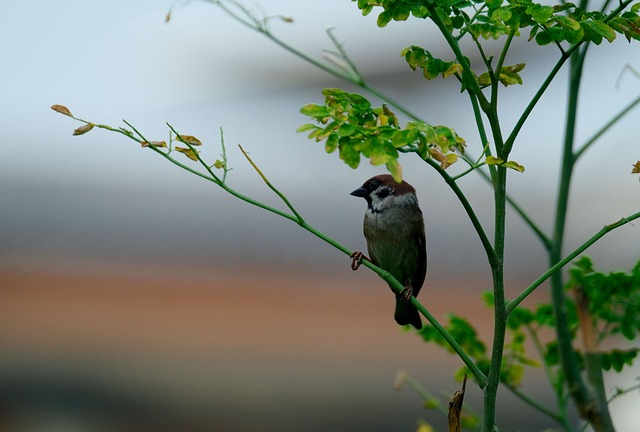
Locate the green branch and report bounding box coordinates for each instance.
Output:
[54,107,488,387]
[424,158,498,270]
[507,211,640,314]
[203,0,425,122]
[425,3,489,111]
[502,383,563,424]
[574,92,640,160]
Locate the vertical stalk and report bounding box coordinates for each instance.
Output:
[549,45,615,431]
[482,166,508,432]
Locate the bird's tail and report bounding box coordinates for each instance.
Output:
[394,297,422,330]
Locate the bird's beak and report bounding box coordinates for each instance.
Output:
[350,187,368,198]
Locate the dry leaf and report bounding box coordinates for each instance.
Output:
[176,135,202,146]
[73,123,94,136]
[51,104,73,117]
[141,140,167,148]
[175,146,199,161]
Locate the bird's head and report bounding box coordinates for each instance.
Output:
[350,174,418,213]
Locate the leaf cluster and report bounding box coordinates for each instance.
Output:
[298,88,465,181]
[419,258,640,396]
[498,257,639,385]
[354,0,640,46]
[568,256,640,344]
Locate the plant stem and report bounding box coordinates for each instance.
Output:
[503,383,564,424]
[549,44,616,431]
[425,2,489,111]
[524,324,576,431]
[424,159,498,269]
[574,92,640,160]
[482,166,508,432]
[506,211,640,313]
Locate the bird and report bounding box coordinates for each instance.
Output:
[350,174,427,329]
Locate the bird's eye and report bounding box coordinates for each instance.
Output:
[377,187,390,199]
[369,180,380,190]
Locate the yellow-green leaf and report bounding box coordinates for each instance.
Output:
[72,123,94,136]
[296,123,317,133]
[486,156,504,165]
[416,419,434,432]
[505,160,525,172]
[176,135,202,146]
[443,62,463,78]
[429,148,457,169]
[175,146,199,161]
[386,158,403,183]
[213,159,225,169]
[51,104,73,117]
[632,161,640,174]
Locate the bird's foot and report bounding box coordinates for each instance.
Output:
[350,251,367,271]
[399,285,414,303]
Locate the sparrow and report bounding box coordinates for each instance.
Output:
[350,174,427,329]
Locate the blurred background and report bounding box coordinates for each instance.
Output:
[1,0,639,431]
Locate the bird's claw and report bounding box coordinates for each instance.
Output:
[399,286,413,304]
[350,251,365,271]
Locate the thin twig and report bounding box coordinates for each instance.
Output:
[238,144,304,224]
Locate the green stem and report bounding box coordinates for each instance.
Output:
[503,43,576,156]
[507,211,640,313]
[64,113,489,386]
[467,90,497,180]
[574,92,640,160]
[210,0,425,122]
[548,45,603,428]
[425,159,498,269]
[312,221,488,387]
[425,3,489,111]
[503,383,564,424]
[481,166,508,432]
[526,325,577,432]
[476,166,552,248]
[238,144,305,223]
[395,370,449,416]
[503,0,635,155]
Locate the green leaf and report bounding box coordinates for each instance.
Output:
[582,20,617,44]
[337,123,357,137]
[486,156,504,165]
[504,160,525,172]
[498,63,526,87]
[339,142,360,168]
[535,29,553,45]
[527,4,554,24]
[423,397,440,410]
[386,158,403,183]
[300,104,329,118]
[508,307,534,329]
[377,10,392,27]
[601,349,639,372]
[443,62,463,78]
[325,134,338,153]
[555,15,581,31]
[492,7,512,23]
[296,123,317,133]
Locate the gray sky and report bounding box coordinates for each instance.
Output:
[1,0,639,273]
